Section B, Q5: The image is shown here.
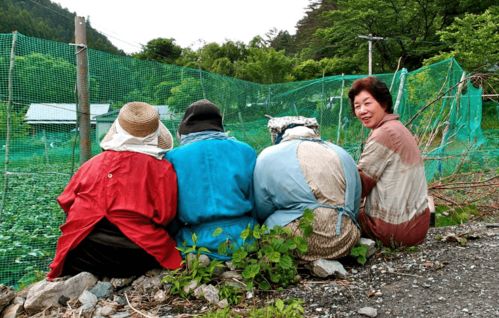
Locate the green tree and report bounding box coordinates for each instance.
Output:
[235,48,295,84]
[134,38,182,64]
[425,6,499,72]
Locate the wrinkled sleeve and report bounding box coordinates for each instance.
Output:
[253,158,276,223]
[357,138,392,197]
[57,165,86,214]
[151,161,178,226]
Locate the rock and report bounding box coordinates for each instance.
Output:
[96,304,116,316]
[1,303,22,318]
[220,271,245,290]
[78,290,97,311]
[0,285,15,312]
[194,284,219,305]
[153,290,167,302]
[132,275,162,292]
[12,297,24,305]
[183,280,198,295]
[186,253,211,269]
[90,281,113,299]
[359,238,377,257]
[24,272,97,314]
[358,306,378,317]
[113,295,126,306]
[63,272,98,299]
[110,277,135,289]
[217,299,229,308]
[110,312,131,318]
[225,261,236,271]
[310,259,347,278]
[198,254,211,268]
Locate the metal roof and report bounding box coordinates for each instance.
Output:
[25,104,110,124]
[95,105,175,122]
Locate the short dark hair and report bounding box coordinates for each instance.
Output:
[348,77,393,114]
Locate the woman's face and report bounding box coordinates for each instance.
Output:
[353,90,387,129]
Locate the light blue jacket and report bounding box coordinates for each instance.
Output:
[253,138,361,234]
[166,132,257,259]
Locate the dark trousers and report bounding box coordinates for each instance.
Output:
[62,218,161,278]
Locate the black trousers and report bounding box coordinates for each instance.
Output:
[62,218,161,278]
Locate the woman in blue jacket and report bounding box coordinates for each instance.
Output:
[254,116,361,261]
[166,99,257,259]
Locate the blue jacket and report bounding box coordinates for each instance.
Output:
[253,138,360,234]
[166,132,257,259]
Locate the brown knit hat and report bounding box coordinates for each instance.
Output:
[102,102,173,150]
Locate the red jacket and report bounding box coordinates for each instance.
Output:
[48,151,182,279]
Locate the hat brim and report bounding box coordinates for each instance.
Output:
[158,121,173,151]
[101,120,173,151]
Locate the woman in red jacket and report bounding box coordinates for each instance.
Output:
[48,102,182,279]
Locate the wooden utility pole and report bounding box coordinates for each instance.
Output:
[358,34,384,75]
[75,16,91,164]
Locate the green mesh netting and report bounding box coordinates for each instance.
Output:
[0,33,495,287]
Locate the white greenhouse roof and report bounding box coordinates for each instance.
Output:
[25,103,110,124]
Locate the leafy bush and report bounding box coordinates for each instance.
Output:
[350,244,369,265]
[229,209,313,291]
[162,233,224,298]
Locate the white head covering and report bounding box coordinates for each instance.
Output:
[99,102,173,159]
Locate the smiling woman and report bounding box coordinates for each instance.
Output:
[348,77,430,248]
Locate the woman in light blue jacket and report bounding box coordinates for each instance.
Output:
[254,116,361,261]
[166,99,257,260]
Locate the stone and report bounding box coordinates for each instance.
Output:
[153,290,167,302]
[24,272,97,315]
[90,281,113,299]
[110,312,131,318]
[132,275,162,292]
[0,285,15,312]
[63,272,98,299]
[183,280,198,295]
[220,271,245,290]
[198,254,211,268]
[113,295,126,306]
[225,261,236,271]
[310,259,347,278]
[186,253,211,269]
[217,299,229,308]
[97,304,116,316]
[358,306,378,317]
[1,303,22,318]
[78,290,97,311]
[110,277,135,289]
[194,284,219,305]
[12,297,24,305]
[359,238,377,257]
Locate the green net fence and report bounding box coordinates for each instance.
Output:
[0,32,495,288]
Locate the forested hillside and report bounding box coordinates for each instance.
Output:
[0,0,123,54]
[132,0,497,89]
[1,0,497,86]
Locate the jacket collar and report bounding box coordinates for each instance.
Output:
[374,113,400,129]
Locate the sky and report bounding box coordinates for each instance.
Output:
[50,0,311,54]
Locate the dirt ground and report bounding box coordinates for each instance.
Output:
[275,220,499,318]
[9,219,499,318]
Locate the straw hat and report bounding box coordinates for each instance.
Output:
[102,102,173,150]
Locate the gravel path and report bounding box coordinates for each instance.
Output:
[276,222,499,318]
